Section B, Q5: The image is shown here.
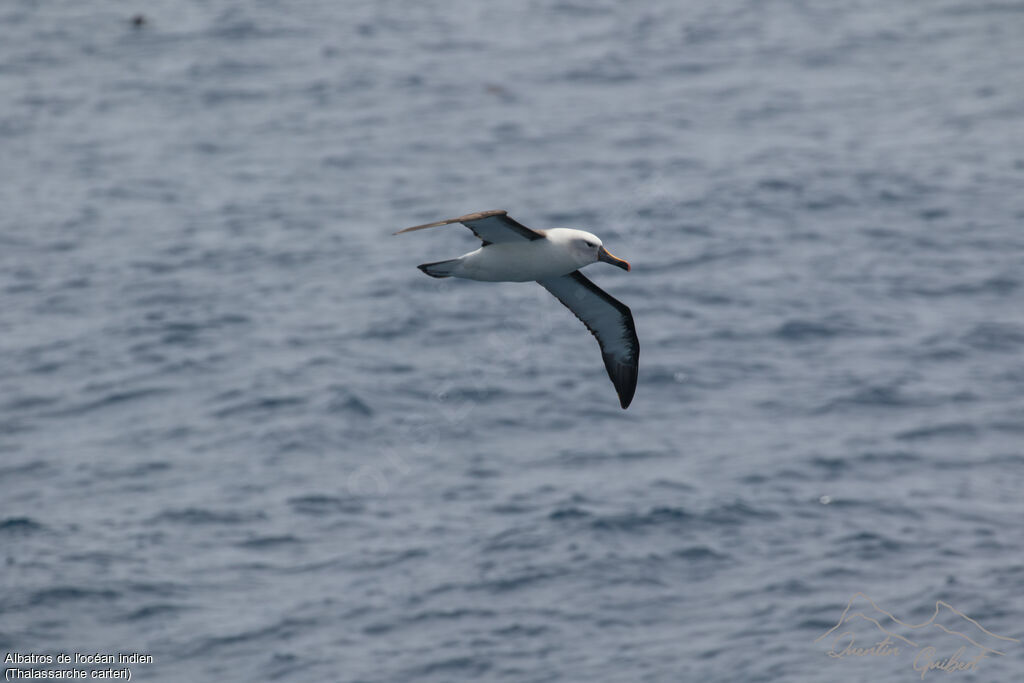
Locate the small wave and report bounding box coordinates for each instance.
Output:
[990,420,1024,434]
[62,550,120,567]
[237,535,302,549]
[774,319,843,340]
[591,506,691,531]
[352,548,428,571]
[552,1,613,16]
[0,517,45,534]
[834,531,905,560]
[57,387,172,417]
[186,617,318,658]
[963,322,1024,352]
[703,501,778,525]
[560,57,637,83]
[919,207,950,221]
[468,467,501,480]
[651,479,698,492]
[327,391,373,416]
[287,494,364,516]
[672,545,730,561]
[662,61,716,76]
[151,507,265,525]
[490,503,532,515]
[101,461,173,479]
[124,603,187,621]
[492,622,550,637]
[476,568,562,593]
[360,312,428,340]
[125,581,184,598]
[0,460,49,478]
[855,450,922,464]
[201,88,269,106]
[938,452,1024,469]
[548,506,591,521]
[362,621,393,635]
[409,608,498,624]
[896,422,978,441]
[815,565,860,579]
[409,656,492,678]
[906,276,1018,298]
[431,386,508,404]
[943,1,1024,16]
[186,58,273,79]
[804,194,854,210]
[544,208,602,226]
[482,526,549,553]
[29,586,120,607]
[809,457,849,474]
[206,9,308,42]
[758,178,804,193]
[797,617,841,632]
[591,501,775,532]
[2,395,60,412]
[212,396,306,419]
[816,385,916,413]
[557,448,668,465]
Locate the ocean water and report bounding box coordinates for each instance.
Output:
[2,0,1023,681]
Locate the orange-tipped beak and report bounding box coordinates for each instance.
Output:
[597,246,630,271]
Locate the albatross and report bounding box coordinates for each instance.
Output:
[395,210,639,409]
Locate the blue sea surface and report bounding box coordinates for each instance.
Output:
[2,1,1023,681]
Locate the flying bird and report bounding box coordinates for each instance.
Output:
[395,210,638,408]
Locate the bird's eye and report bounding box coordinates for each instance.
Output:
[584,241,596,248]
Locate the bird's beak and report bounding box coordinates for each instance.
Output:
[597,246,630,271]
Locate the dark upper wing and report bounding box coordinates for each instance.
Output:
[537,271,639,409]
[394,210,545,245]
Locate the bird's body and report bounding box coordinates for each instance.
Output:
[427,229,601,282]
[395,211,639,408]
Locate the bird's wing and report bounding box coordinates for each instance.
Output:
[537,271,639,409]
[394,210,545,245]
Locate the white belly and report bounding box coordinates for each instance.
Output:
[456,242,581,282]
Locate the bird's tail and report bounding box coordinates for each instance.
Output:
[417,259,460,278]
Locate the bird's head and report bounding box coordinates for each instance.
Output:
[559,229,631,271]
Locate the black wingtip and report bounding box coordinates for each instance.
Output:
[417,261,454,278]
[603,354,637,409]
[617,377,636,409]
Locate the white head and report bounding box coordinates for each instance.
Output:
[548,228,631,271]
